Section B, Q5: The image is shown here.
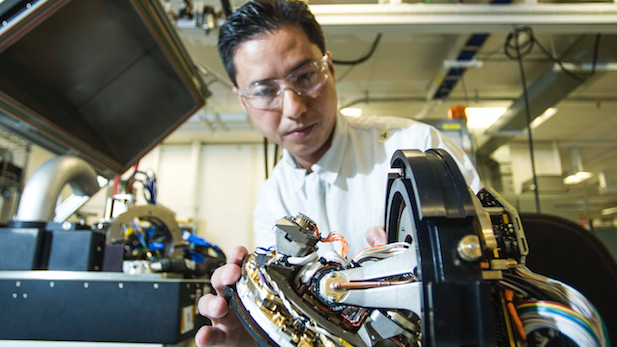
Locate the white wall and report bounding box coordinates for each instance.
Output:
[21,142,275,258]
[143,143,269,256]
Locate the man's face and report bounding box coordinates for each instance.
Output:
[232,26,337,161]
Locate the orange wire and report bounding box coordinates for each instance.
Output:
[321,231,349,257]
[314,225,320,239]
[505,288,527,347]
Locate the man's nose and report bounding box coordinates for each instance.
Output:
[281,87,307,120]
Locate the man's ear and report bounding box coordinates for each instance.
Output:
[326,51,336,83]
[233,87,248,113]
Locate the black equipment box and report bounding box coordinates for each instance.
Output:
[0,227,51,270]
[0,271,212,343]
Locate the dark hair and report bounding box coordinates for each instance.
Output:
[218,0,326,86]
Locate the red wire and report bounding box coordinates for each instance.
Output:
[112,175,120,195]
[126,161,140,192]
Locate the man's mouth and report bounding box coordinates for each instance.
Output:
[286,124,315,138]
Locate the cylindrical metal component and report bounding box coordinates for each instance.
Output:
[457,235,482,262]
[16,155,100,222]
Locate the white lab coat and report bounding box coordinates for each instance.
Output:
[253,114,481,257]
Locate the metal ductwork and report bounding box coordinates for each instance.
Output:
[15,156,99,223]
[477,67,598,156]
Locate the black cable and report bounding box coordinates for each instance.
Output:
[332,33,382,65]
[263,137,269,179]
[506,27,541,213]
[503,28,603,213]
[504,27,601,83]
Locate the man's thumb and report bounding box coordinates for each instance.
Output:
[366,226,387,246]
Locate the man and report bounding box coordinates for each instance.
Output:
[195,0,480,345]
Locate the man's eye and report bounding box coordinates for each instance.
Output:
[294,71,317,86]
[250,85,278,97]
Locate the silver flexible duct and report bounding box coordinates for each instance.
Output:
[16,155,100,222]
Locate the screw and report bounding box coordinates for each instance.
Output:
[23,293,27,299]
[153,283,159,289]
[329,272,336,278]
[15,281,21,287]
[118,283,124,289]
[96,246,102,252]
[50,282,55,288]
[84,282,89,288]
[12,293,17,299]
[329,295,337,302]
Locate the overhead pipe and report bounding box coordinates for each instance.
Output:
[15,156,100,223]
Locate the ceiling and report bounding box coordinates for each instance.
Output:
[163,0,617,221]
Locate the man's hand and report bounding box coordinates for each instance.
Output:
[365,226,387,246]
[195,246,255,347]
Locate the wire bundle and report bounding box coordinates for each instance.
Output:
[321,231,350,258]
[500,266,609,347]
[128,170,157,204]
[352,242,411,263]
[516,301,603,347]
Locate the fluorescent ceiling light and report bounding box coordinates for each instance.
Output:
[563,171,593,185]
[602,206,617,216]
[563,175,581,185]
[340,107,362,117]
[530,107,557,130]
[465,107,507,129]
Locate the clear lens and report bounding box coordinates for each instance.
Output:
[241,56,329,110]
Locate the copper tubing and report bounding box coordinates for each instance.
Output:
[331,278,415,290]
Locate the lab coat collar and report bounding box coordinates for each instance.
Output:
[281,113,348,191]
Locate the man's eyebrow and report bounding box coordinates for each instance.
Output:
[247,58,314,86]
[289,58,313,74]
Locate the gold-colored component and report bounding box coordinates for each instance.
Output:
[490,259,509,270]
[506,259,518,269]
[320,272,349,302]
[294,213,316,230]
[502,213,509,224]
[493,248,500,258]
[318,334,337,347]
[272,312,287,329]
[338,338,354,347]
[482,270,503,280]
[298,334,314,347]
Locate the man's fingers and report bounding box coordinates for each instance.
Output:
[229,246,248,266]
[366,226,387,246]
[211,263,242,295]
[198,294,229,320]
[194,325,227,347]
